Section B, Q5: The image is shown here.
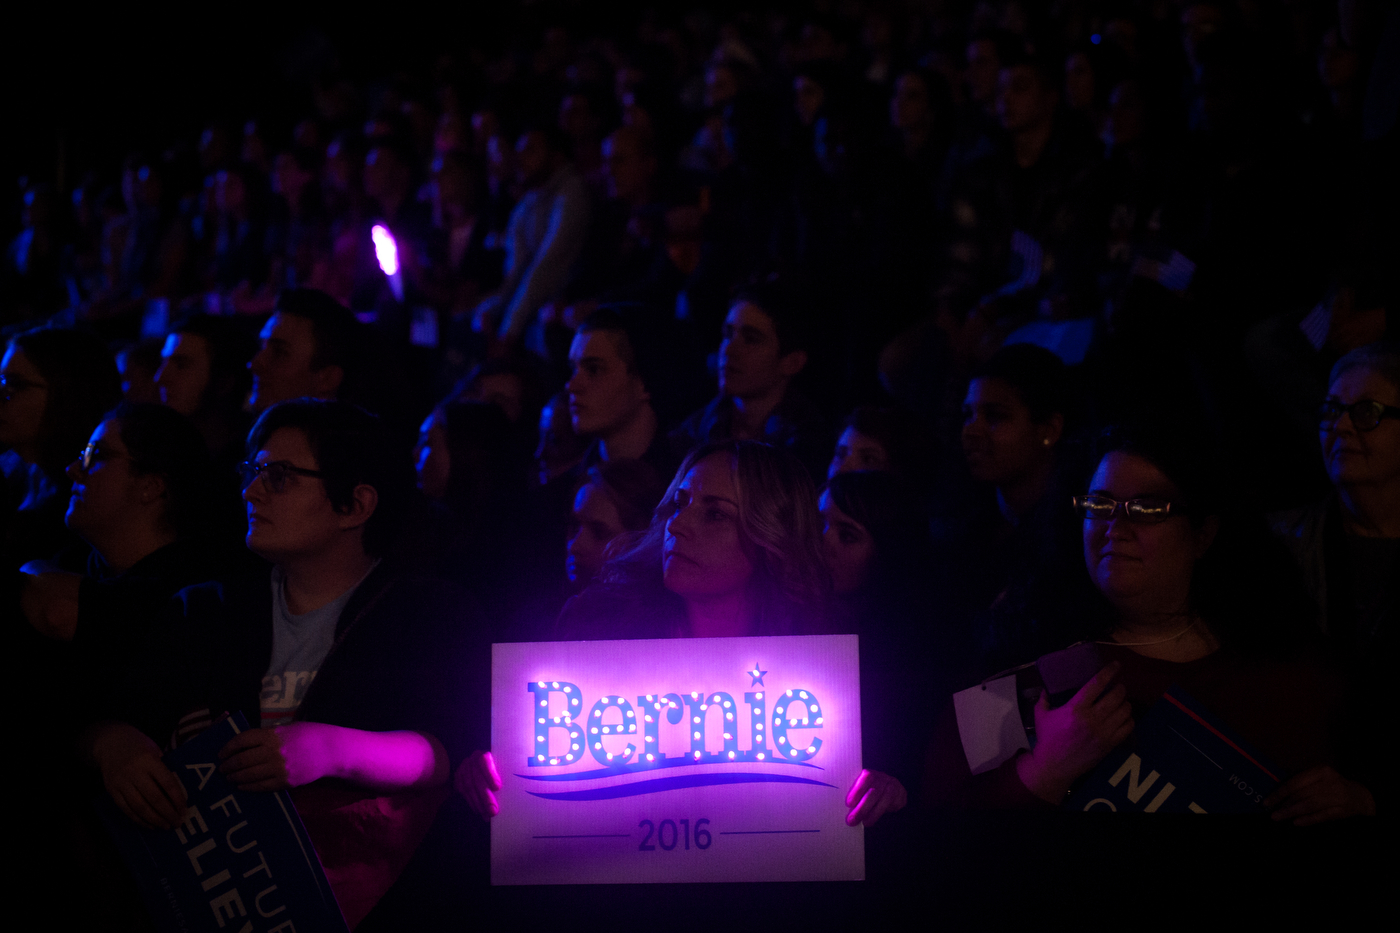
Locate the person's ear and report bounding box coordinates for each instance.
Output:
[311,364,345,399]
[337,483,379,532]
[778,349,808,379]
[1193,515,1220,559]
[137,473,168,506]
[1040,413,1065,448]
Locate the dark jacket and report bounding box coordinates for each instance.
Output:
[120,557,482,760]
[115,557,486,928]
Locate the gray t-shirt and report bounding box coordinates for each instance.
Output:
[260,563,378,727]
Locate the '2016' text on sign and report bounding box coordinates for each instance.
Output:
[491,635,864,884]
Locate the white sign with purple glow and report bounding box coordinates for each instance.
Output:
[490,634,864,885]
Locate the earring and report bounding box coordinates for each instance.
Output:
[1042,438,1051,446]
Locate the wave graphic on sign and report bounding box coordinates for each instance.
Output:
[517,755,823,782]
[524,772,838,801]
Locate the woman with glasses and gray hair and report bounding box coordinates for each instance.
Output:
[930,424,1377,826]
[1270,340,1398,814]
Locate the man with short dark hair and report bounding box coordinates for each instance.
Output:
[567,307,679,480]
[248,289,363,412]
[83,399,475,929]
[669,279,831,478]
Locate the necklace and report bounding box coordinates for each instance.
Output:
[1099,617,1202,648]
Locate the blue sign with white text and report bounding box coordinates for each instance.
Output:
[100,713,348,933]
[1066,686,1284,814]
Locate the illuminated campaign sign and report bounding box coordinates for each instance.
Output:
[491,634,864,885]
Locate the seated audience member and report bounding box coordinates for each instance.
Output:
[83,400,476,929]
[820,469,940,862]
[10,404,221,929]
[821,470,935,609]
[535,390,588,486]
[1272,342,1398,652]
[566,458,665,588]
[248,288,363,412]
[669,279,831,479]
[471,126,591,354]
[461,441,905,829]
[827,406,934,486]
[567,306,681,480]
[115,339,164,404]
[20,404,219,661]
[930,426,1375,826]
[454,356,533,425]
[1272,342,1398,808]
[1,327,122,566]
[946,343,1083,666]
[413,399,528,617]
[155,313,257,465]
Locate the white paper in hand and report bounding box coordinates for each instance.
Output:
[953,675,1030,775]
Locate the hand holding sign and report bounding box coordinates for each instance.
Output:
[845,769,906,827]
[455,750,503,820]
[91,722,188,830]
[218,723,329,791]
[1016,661,1134,803]
[1265,766,1377,826]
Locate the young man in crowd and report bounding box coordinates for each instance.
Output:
[248,289,364,412]
[82,399,478,929]
[669,278,830,479]
[566,305,683,480]
[154,312,256,466]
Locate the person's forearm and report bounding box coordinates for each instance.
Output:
[315,725,451,792]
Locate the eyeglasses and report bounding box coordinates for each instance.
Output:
[0,375,48,401]
[77,443,131,472]
[1319,398,1400,432]
[1072,495,1182,524]
[238,459,326,493]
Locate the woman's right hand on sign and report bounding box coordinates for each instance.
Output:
[1015,661,1134,803]
[455,750,502,820]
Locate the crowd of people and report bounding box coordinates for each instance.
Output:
[4,0,1394,927]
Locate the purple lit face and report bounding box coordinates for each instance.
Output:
[828,427,889,479]
[567,482,626,585]
[663,453,754,601]
[243,427,361,562]
[0,346,48,455]
[961,376,1053,485]
[1082,452,1212,612]
[1320,367,1400,489]
[566,330,648,437]
[819,490,875,596]
[248,313,336,412]
[155,332,213,417]
[65,419,147,540]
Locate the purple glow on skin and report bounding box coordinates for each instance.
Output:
[371,224,400,276]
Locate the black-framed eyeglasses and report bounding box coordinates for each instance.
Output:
[238,460,327,494]
[1072,494,1182,524]
[1319,398,1400,432]
[77,443,131,473]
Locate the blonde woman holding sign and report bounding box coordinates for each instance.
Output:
[458,440,908,829]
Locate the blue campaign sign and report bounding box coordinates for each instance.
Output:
[1066,685,1284,814]
[101,713,348,933]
